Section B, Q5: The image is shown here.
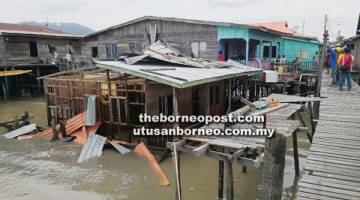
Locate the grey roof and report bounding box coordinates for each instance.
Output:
[125,41,230,68]
[95,59,262,88]
[85,16,283,38]
[343,34,360,42]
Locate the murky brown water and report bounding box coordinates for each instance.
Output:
[0,97,310,200]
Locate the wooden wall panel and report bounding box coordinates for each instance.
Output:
[3,36,81,65]
[82,19,219,64]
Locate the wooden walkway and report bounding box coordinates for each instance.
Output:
[296,73,360,200]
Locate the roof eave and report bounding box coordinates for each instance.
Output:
[96,62,261,89]
[84,16,251,39]
[0,32,82,39]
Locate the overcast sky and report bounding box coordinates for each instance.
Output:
[0,0,358,41]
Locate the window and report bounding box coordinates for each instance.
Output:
[271,46,277,58]
[263,46,277,58]
[105,43,118,58]
[210,86,220,106]
[159,95,173,116]
[29,41,38,57]
[128,43,144,54]
[47,44,56,54]
[263,46,269,58]
[92,47,98,58]
[191,42,207,58]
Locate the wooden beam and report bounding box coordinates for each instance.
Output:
[225,149,234,200]
[173,87,179,129]
[293,131,300,176]
[37,66,97,80]
[192,143,209,157]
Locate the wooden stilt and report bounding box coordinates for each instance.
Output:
[296,111,312,143]
[261,132,286,200]
[308,102,315,137]
[218,148,224,199]
[4,67,9,98]
[36,65,41,95]
[174,146,182,200]
[173,87,179,129]
[223,148,234,200]
[292,132,300,176]
[225,156,234,200]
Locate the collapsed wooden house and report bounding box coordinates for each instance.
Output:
[43,41,262,147]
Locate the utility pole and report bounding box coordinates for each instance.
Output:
[314,14,329,119]
[301,20,306,35]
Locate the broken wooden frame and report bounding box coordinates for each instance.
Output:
[166,97,319,200]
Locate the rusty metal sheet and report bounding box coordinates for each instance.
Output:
[3,124,37,139]
[77,133,106,163]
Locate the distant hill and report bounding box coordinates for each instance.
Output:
[21,21,95,36]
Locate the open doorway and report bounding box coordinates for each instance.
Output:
[218,39,246,61]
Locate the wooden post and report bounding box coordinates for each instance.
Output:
[227,79,232,113]
[296,111,312,144]
[4,66,9,98]
[173,87,179,129]
[224,149,234,200]
[218,147,225,199]
[106,69,111,96]
[37,65,41,95]
[292,132,300,176]
[173,144,182,200]
[261,132,287,200]
[206,84,210,115]
[314,15,329,119]
[308,102,315,136]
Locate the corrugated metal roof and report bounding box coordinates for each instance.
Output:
[85,16,252,38]
[77,133,106,163]
[252,21,318,41]
[95,59,262,88]
[125,41,230,68]
[0,22,78,38]
[3,124,37,139]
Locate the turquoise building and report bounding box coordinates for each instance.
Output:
[217,22,321,63]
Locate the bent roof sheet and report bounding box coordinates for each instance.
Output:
[95,60,262,88]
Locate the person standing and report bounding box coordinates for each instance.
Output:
[338,46,353,91]
[218,51,225,61]
[327,46,338,85]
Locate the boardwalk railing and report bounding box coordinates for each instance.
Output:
[240,60,317,72]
